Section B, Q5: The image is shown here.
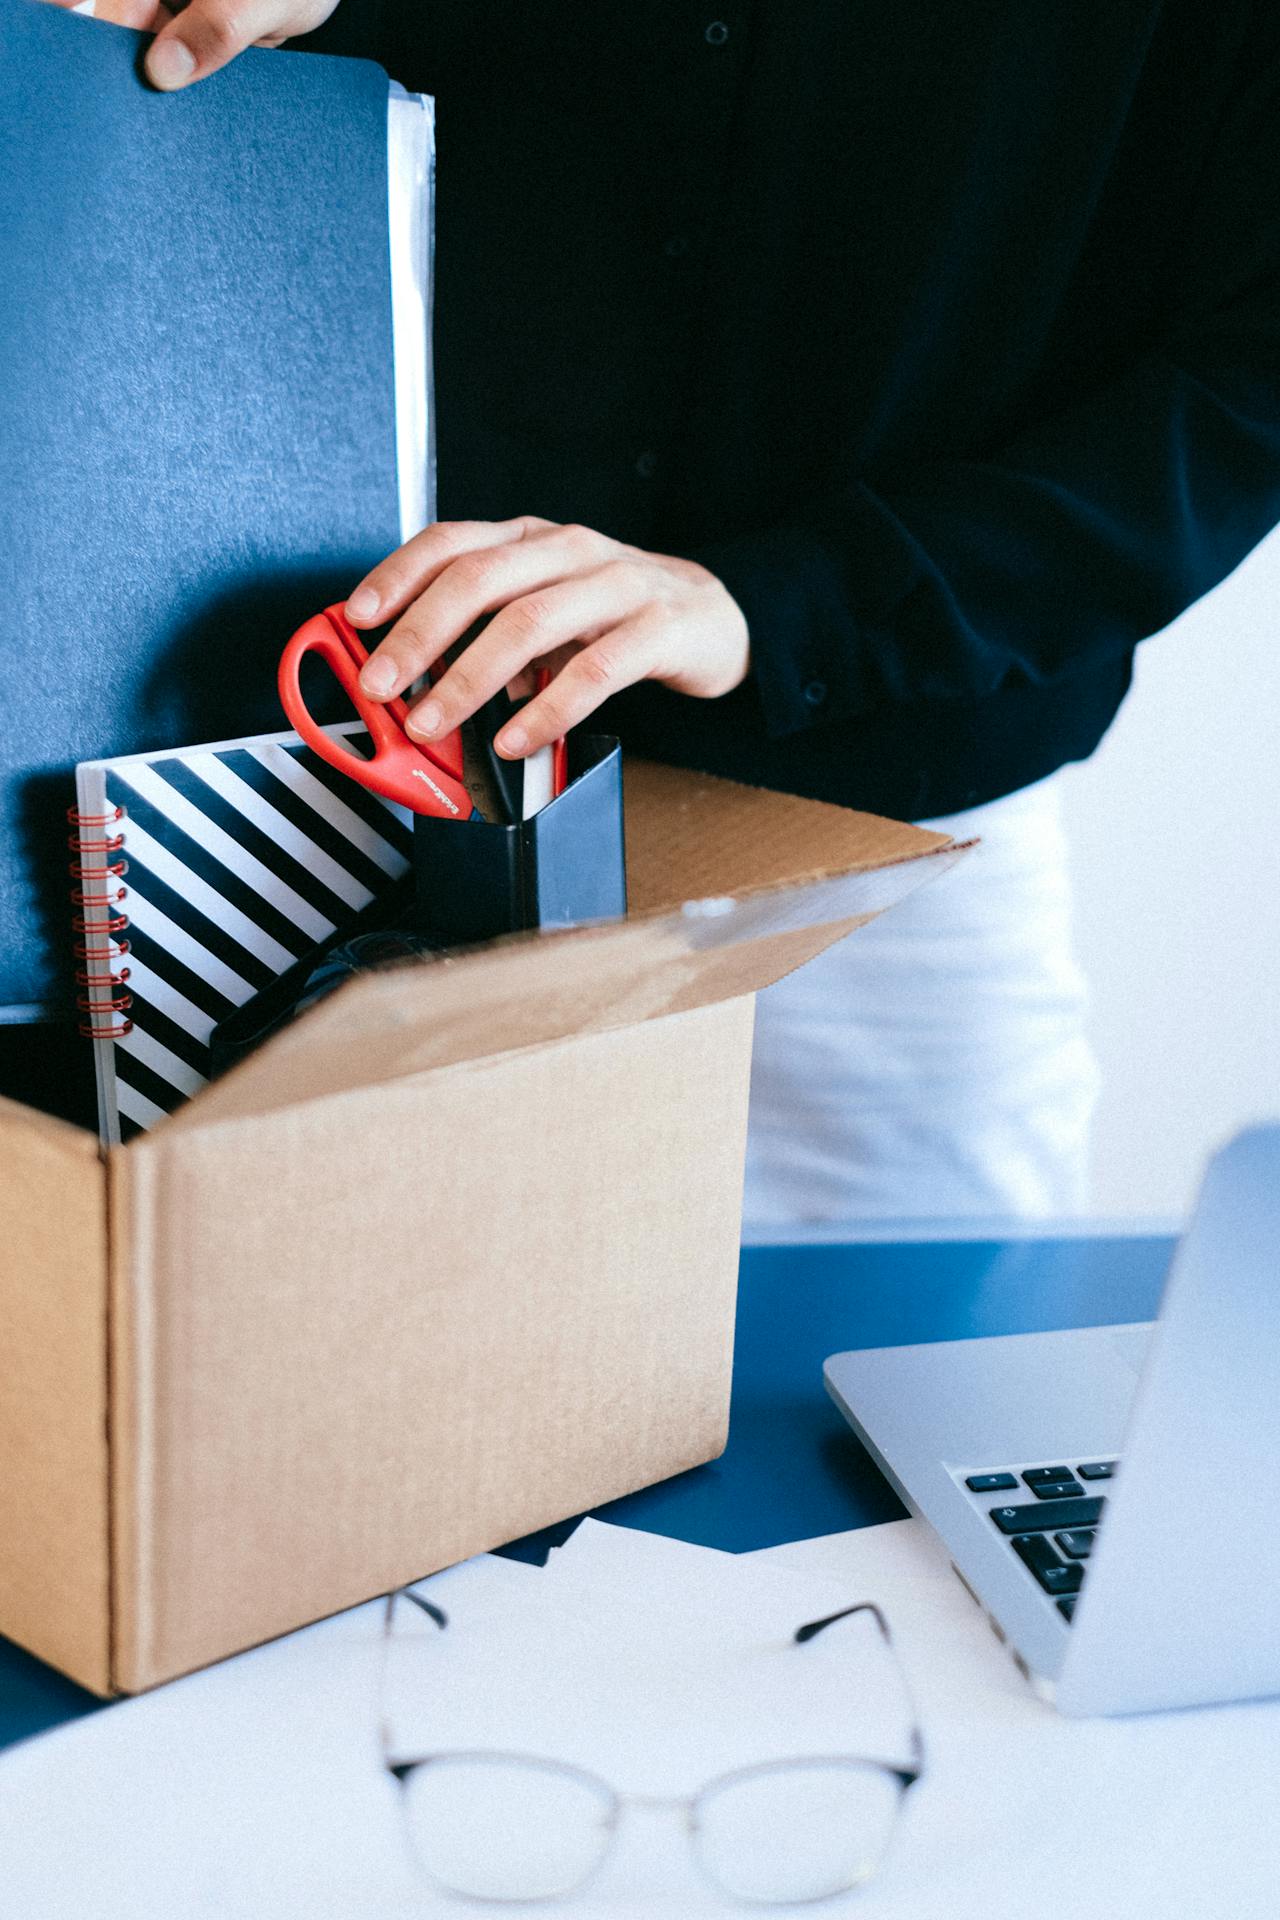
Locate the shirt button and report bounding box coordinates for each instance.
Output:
[663,233,691,260]
[803,678,827,707]
[635,449,659,479]
[704,20,730,45]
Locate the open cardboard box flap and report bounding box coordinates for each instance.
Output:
[169,761,965,1133]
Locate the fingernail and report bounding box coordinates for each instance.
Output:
[359,658,397,698]
[345,586,381,622]
[407,702,442,739]
[146,39,196,90]
[496,725,527,757]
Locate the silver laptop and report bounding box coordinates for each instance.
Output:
[824,1125,1280,1717]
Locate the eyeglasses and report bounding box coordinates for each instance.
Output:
[377,1588,925,1906]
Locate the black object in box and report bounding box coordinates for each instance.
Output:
[210,736,626,1076]
[412,733,627,945]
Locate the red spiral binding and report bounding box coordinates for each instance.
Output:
[67,803,124,829]
[67,831,125,854]
[75,938,130,960]
[70,880,128,905]
[68,805,134,1039]
[72,917,130,940]
[76,990,132,1014]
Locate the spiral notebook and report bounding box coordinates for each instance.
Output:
[71,726,413,1147]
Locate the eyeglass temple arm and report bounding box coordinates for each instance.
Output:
[378,1586,449,1761]
[385,1588,449,1633]
[793,1602,926,1780]
[379,1589,924,1778]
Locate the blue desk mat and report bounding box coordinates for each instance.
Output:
[0,1235,1173,1754]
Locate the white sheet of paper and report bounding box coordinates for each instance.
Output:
[0,1538,908,1920]
[0,1555,540,1920]
[745,1520,1280,1918]
[3,1522,1279,1917]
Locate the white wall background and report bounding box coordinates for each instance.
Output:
[1058,523,1280,1222]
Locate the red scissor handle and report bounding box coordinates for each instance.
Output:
[278,605,474,819]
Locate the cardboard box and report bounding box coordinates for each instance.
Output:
[0,761,964,1697]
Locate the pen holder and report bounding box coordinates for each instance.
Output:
[413,734,627,944]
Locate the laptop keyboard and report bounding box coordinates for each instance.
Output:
[962,1462,1117,1622]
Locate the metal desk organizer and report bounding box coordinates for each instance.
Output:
[412,733,627,945]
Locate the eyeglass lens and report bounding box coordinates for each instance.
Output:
[400,1753,616,1901]
[399,1750,903,1905]
[693,1759,904,1903]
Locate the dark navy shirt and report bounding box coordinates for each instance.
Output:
[315,1,1280,818]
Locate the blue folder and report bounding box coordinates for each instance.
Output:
[0,1,404,1017]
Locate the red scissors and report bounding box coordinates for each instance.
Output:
[278,605,479,820]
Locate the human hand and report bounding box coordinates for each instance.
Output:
[40,0,340,90]
[345,519,751,761]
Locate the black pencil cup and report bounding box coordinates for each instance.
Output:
[412,734,627,945]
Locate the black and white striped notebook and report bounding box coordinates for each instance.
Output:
[71,723,412,1146]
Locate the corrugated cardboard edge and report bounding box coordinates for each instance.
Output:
[164,841,970,1137]
[155,758,967,1135]
[0,1095,112,1693]
[619,759,955,910]
[105,1134,156,1695]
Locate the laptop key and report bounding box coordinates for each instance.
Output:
[1057,1596,1078,1622]
[1077,1462,1116,1481]
[991,1497,1104,1535]
[1011,1533,1084,1596]
[1029,1479,1084,1500]
[965,1472,1019,1493]
[1023,1467,1073,1487]
[1055,1529,1095,1559]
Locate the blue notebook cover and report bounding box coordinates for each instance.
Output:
[0,1,403,1017]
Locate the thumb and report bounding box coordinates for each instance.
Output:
[143,0,284,90]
